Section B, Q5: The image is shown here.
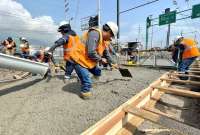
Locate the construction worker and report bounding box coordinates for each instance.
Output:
[19,37,30,59]
[48,22,76,80]
[1,37,16,55]
[31,47,51,63]
[171,36,200,80]
[48,21,118,99]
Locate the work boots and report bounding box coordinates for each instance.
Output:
[80,92,92,100]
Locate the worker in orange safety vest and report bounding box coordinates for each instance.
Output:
[48,21,118,99]
[171,36,200,80]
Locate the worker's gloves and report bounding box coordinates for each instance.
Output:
[111,63,119,69]
[101,58,107,64]
[47,51,53,56]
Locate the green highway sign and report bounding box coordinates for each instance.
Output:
[159,11,176,26]
[192,4,200,19]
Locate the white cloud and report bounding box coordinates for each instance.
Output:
[0,0,59,46]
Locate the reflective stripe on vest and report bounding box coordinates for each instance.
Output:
[63,35,97,69]
[81,28,107,56]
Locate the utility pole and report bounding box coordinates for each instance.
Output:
[117,0,120,39]
[138,25,141,42]
[117,0,120,51]
[146,18,149,50]
[146,16,152,49]
[165,8,171,48]
[150,23,154,48]
[64,0,69,21]
[117,0,159,50]
[166,24,171,47]
[97,0,101,28]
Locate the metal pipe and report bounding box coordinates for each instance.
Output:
[0,53,49,76]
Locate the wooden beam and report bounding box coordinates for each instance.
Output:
[160,78,200,86]
[125,107,200,135]
[189,68,200,71]
[81,73,169,135]
[152,86,200,98]
[168,73,200,79]
[117,90,165,135]
[188,70,200,74]
[142,107,176,119]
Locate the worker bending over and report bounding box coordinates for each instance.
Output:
[32,47,51,63]
[48,21,118,99]
[170,36,200,80]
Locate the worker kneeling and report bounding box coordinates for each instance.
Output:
[170,36,200,80]
[49,21,118,99]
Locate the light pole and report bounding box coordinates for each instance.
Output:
[97,0,101,28]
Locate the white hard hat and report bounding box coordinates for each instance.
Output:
[105,21,118,38]
[59,21,69,27]
[44,47,50,52]
[174,36,183,42]
[20,37,26,41]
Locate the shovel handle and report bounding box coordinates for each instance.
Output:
[111,63,119,69]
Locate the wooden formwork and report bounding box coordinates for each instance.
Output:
[81,60,200,135]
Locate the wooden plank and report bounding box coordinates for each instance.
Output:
[117,88,166,135]
[160,78,200,86]
[169,72,200,79]
[142,107,176,119]
[81,73,169,135]
[188,70,200,74]
[189,68,200,71]
[152,86,200,98]
[116,116,144,135]
[125,107,200,135]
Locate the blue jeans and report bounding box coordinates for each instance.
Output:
[65,61,74,76]
[68,62,101,93]
[21,52,29,59]
[178,57,197,80]
[178,57,197,72]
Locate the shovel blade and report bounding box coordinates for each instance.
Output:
[118,68,132,78]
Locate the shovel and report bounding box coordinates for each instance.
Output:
[111,64,132,78]
[118,67,133,78]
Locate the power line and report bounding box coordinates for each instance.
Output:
[120,0,159,14]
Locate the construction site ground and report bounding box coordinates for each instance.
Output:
[0,67,166,135]
[135,84,200,135]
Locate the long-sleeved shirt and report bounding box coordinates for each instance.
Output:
[86,30,115,64]
[48,30,76,53]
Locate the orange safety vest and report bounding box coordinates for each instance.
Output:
[181,38,200,59]
[82,28,108,56]
[4,40,15,49]
[21,47,29,53]
[63,28,107,69]
[20,43,29,53]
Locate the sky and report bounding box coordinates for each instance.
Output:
[0,0,200,48]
